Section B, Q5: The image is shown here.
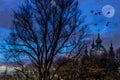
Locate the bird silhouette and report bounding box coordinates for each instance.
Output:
[95,13,98,15]
[90,10,102,16]
[107,11,110,14]
[97,12,102,15]
[90,10,94,14]
[106,21,110,27]
[94,23,98,26]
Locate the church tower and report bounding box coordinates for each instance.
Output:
[108,42,115,62]
[84,46,88,56]
[90,33,106,56]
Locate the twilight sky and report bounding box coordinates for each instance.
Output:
[0,0,120,63]
[0,0,23,64]
[79,0,120,50]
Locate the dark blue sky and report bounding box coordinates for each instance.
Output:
[0,0,120,61]
[79,0,120,50]
[0,0,23,63]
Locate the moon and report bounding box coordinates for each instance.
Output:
[102,5,115,18]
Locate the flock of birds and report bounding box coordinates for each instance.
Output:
[90,10,111,27]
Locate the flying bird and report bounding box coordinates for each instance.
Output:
[94,23,98,26]
[107,11,110,14]
[90,10,102,15]
[97,12,102,15]
[106,21,110,27]
[90,10,94,14]
[95,13,98,15]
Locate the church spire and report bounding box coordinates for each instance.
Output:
[96,33,102,44]
[110,41,113,51]
[109,41,115,62]
[85,46,88,56]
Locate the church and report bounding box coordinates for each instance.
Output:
[85,33,115,59]
[80,33,119,79]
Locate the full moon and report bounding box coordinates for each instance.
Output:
[102,5,115,18]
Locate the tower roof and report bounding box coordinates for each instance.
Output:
[109,41,115,57]
[85,46,88,56]
[110,41,113,51]
[96,33,102,44]
[90,33,106,56]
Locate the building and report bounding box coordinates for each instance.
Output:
[90,33,107,56]
[84,33,115,59]
[80,33,119,79]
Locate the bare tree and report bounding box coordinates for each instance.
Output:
[5,0,88,80]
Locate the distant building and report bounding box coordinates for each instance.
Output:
[83,33,115,59]
[90,33,107,56]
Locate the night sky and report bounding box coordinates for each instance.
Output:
[79,0,120,50]
[0,0,120,63]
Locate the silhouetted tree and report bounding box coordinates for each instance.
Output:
[54,56,82,80]
[116,48,120,65]
[4,0,88,80]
